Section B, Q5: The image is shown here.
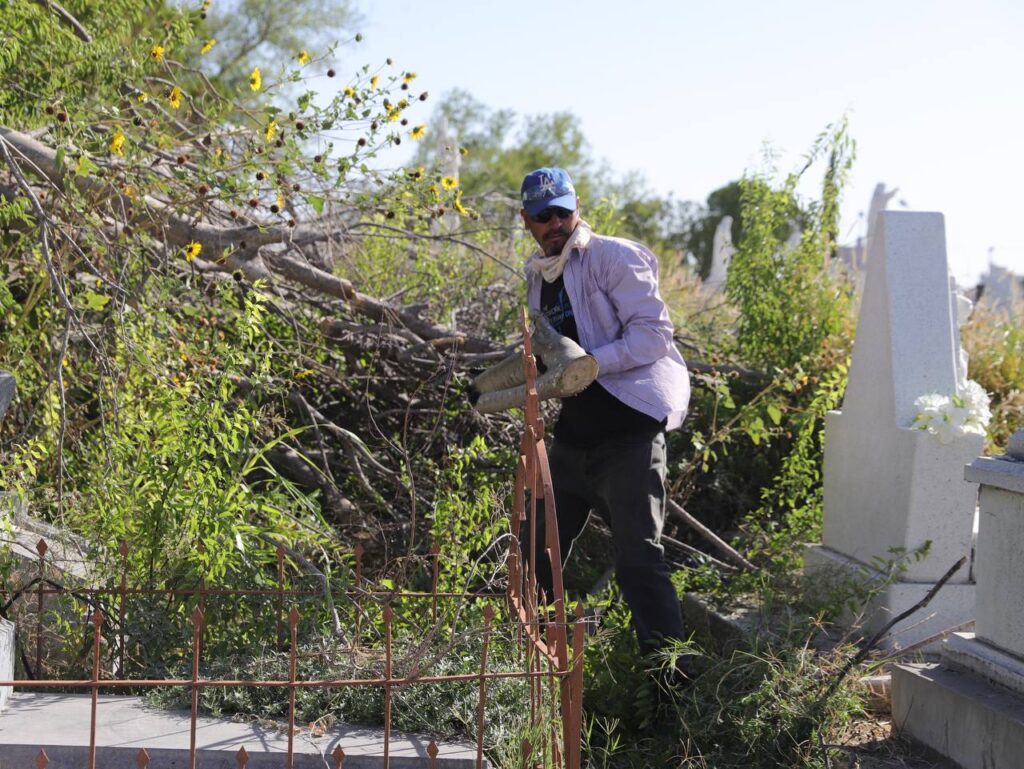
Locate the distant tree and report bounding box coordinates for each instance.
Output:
[612,171,701,256]
[682,180,809,278]
[684,181,743,278]
[411,89,598,212]
[197,0,361,97]
[412,90,705,256]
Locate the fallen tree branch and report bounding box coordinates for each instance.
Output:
[0,126,493,350]
[262,444,357,523]
[822,555,967,702]
[666,499,757,572]
[256,533,347,644]
[348,220,523,281]
[32,0,93,42]
[662,534,739,572]
[685,359,771,384]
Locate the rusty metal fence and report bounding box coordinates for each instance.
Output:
[0,314,584,769]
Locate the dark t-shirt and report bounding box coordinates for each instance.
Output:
[539,275,663,447]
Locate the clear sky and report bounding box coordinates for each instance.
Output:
[336,0,1023,287]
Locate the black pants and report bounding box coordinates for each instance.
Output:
[523,431,686,652]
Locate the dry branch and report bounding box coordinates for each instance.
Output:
[263,444,356,523]
[257,533,347,643]
[822,555,967,701]
[32,0,93,42]
[666,498,757,572]
[0,126,493,350]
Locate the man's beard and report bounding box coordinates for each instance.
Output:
[544,230,570,256]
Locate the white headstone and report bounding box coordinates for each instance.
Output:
[977,263,1022,312]
[807,211,983,647]
[895,432,1024,767]
[963,430,1024,658]
[838,212,962,429]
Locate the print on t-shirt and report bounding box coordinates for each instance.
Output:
[543,285,573,333]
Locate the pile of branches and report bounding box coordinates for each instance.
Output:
[0,121,531,553]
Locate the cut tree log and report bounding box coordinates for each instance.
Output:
[471,313,598,414]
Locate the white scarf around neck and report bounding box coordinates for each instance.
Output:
[526,221,592,282]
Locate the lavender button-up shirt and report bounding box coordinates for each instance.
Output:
[526,226,690,431]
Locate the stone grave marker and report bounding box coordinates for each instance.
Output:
[805,211,983,649]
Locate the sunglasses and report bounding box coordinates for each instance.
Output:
[530,207,575,224]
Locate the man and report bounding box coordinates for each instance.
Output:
[519,166,691,659]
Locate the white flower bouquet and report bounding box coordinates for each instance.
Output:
[912,380,992,444]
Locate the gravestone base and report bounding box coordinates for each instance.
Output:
[804,545,975,651]
[892,662,1024,769]
[942,632,1024,698]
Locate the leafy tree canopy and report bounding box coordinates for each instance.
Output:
[411,89,706,256]
[196,0,361,96]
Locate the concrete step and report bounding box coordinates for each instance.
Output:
[0,693,482,768]
[892,662,1024,769]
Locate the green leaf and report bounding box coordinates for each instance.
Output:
[82,290,110,310]
[766,404,782,425]
[75,155,98,177]
[306,194,325,215]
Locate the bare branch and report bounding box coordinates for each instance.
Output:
[666,499,757,572]
[32,0,92,42]
[256,533,347,644]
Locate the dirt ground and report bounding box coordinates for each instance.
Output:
[833,715,959,769]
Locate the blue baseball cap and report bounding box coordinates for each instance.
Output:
[520,167,577,218]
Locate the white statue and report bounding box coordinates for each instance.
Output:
[949,273,973,393]
[705,215,735,291]
[866,183,899,243]
[435,117,461,184]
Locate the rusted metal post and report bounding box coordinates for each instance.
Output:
[354,543,364,642]
[118,541,130,676]
[427,741,439,769]
[566,601,587,769]
[287,607,300,769]
[277,543,286,649]
[195,541,207,618]
[430,541,440,624]
[383,602,394,769]
[475,604,494,769]
[89,609,103,769]
[35,538,47,678]
[331,744,345,769]
[189,607,204,769]
[35,749,49,769]
[136,748,150,768]
[548,661,560,769]
[235,746,248,769]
